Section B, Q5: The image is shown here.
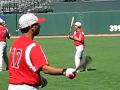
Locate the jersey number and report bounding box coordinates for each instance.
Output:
[11,48,22,69]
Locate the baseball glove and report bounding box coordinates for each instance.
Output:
[40,76,47,88]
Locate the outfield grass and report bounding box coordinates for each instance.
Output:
[0,36,120,90]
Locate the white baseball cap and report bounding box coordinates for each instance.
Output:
[74,22,82,27]
[19,13,46,29]
[0,18,5,24]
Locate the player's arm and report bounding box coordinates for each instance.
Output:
[42,64,76,79]
[6,33,10,39]
[74,36,81,41]
[31,45,76,79]
[6,29,10,39]
[42,64,66,75]
[69,35,81,41]
[68,35,74,40]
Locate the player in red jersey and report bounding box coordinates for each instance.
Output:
[8,13,76,90]
[0,18,10,71]
[68,22,85,72]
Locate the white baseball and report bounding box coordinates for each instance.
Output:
[65,68,76,79]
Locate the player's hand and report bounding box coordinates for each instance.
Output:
[68,35,74,40]
[64,68,76,79]
[40,76,47,88]
[68,35,72,39]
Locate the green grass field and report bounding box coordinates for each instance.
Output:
[0,36,120,90]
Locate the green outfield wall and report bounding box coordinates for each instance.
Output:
[53,1,120,12]
[5,11,120,36]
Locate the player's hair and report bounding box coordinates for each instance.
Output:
[0,23,3,25]
[20,26,30,33]
[78,26,81,28]
[20,23,40,33]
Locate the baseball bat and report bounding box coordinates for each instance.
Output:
[74,57,86,72]
[68,16,75,35]
[74,56,92,72]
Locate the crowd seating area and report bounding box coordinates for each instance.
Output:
[0,0,55,14]
[0,0,118,14]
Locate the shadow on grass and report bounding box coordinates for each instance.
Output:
[80,68,96,72]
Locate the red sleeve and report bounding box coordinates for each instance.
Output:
[30,45,48,71]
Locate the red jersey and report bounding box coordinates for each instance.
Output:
[9,35,48,85]
[0,26,9,42]
[73,29,85,46]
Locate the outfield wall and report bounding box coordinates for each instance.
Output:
[53,1,120,12]
[5,11,120,36]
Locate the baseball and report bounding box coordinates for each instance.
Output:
[65,68,76,79]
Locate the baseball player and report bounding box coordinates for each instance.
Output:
[0,18,10,71]
[8,13,76,90]
[68,22,85,72]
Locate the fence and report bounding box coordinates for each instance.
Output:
[3,10,120,36]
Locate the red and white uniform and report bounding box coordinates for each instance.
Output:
[73,29,85,46]
[73,29,85,70]
[8,35,48,86]
[0,26,9,42]
[0,25,9,71]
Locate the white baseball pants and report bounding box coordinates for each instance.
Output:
[8,84,40,90]
[0,42,6,71]
[75,45,84,70]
